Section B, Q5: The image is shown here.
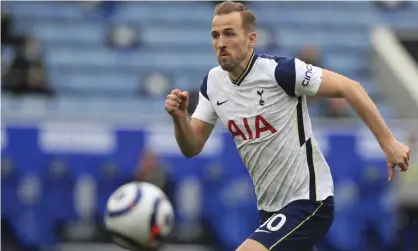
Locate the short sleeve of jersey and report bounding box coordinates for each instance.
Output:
[274,57,323,97]
[191,75,218,125]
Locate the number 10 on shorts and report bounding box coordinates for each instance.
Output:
[256,214,287,233]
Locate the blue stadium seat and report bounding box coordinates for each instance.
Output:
[30,22,106,45]
[173,73,207,90]
[5,2,87,20]
[50,73,140,94]
[323,53,370,76]
[251,1,374,11]
[253,8,377,26]
[139,25,212,47]
[1,95,50,115]
[111,2,213,24]
[276,30,370,49]
[53,96,165,114]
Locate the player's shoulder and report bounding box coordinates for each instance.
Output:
[256,54,313,83]
[198,66,224,100]
[202,66,225,88]
[208,65,225,79]
[199,65,224,83]
[256,53,297,69]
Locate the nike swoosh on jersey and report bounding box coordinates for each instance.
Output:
[216,100,228,106]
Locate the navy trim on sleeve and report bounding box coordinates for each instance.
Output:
[274,58,296,97]
[258,55,296,97]
[200,75,209,101]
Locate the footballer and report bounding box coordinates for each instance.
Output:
[164,2,411,251]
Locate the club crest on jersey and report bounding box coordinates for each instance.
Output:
[257,89,265,106]
[228,115,277,140]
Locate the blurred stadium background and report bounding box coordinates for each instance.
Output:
[1,1,418,251]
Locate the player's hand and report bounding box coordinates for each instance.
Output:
[165,89,189,118]
[383,139,411,181]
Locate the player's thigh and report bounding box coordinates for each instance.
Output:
[236,239,268,251]
[247,197,334,251]
[236,236,319,251]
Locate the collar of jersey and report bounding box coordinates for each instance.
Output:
[230,51,258,86]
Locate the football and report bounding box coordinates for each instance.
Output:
[104,181,175,250]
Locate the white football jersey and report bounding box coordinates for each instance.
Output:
[192,52,334,212]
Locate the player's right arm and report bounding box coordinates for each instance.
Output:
[171,110,214,158]
[165,76,218,158]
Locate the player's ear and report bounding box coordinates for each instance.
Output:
[248,31,256,48]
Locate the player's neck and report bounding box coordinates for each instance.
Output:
[229,50,254,81]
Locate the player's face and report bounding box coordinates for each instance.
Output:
[211,12,255,72]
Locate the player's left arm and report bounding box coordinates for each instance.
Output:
[292,58,411,180]
[316,69,392,143]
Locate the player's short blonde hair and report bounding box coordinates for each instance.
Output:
[214,1,256,33]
